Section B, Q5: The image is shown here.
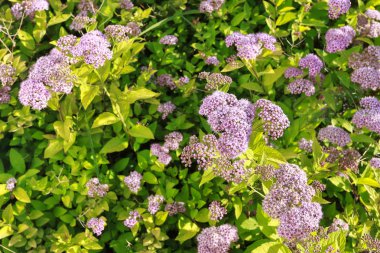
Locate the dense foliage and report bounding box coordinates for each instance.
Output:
[0,0,380,252]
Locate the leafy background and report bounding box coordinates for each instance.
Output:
[0,0,379,252]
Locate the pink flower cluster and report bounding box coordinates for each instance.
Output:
[11,0,49,20]
[317,126,351,147]
[352,97,380,134]
[124,171,142,193]
[325,26,355,53]
[86,178,109,198]
[199,0,225,13]
[197,224,238,253]
[87,218,105,236]
[150,132,183,165]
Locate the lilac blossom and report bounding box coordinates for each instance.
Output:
[205,56,220,66]
[254,165,275,181]
[299,54,323,77]
[163,132,183,150]
[120,0,133,9]
[165,202,186,216]
[317,126,351,147]
[159,35,178,45]
[312,181,326,192]
[86,178,109,198]
[178,76,189,85]
[284,67,303,78]
[288,79,315,96]
[148,194,164,215]
[352,97,380,134]
[209,201,227,221]
[124,171,142,193]
[87,218,105,236]
[180,135,218,170]
[328,218,349,233]
[150,143,171,165]
[0,86,11,104]
[370,158,380,169]
[156,74,176,90]
[6,178,17,191]
[70,15,95,31]
[197,224,238,253]
[254,99,290,140]
[124,210,140,228]
[11,0,49,20]
[18,79,51,110]
[199,72,233,90]
[199,0,225,13]
[0,64,16,86]
[325,26,355,53]
[157,101,176,120]
[104,25,130,41]
[72,30,113,68]
[225,32,276,60]
[77,0,97,15]
[299,138,313,152]
[351,67,380,90]
[278,202,322,241]
[328,0,351,20]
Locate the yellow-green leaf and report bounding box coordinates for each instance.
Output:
[128,125,154,139]
[100,137,129,154]
[92,112,120,128]
[13,187,31,203]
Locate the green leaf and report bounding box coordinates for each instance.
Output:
[175,218,200,243]
[155,211,168,226]
[47,14,71,27]
[194,208,209,223]
[13,187,31,203]
[356,178,380,188]
[92,112,120,128]
[80,83,99,110]
[0,226,13,240]
[276,12,296,26]
[233,197,243,219]
[262,67,286,92]
[143,172,158,184]
[100,137,129,154]
[245,240,284,253]
[44,139,63,158]
[199,168,215,187]
[10,149,25,174]
[2,204,14,224]
[125,88,160,104]
[231,12,246,26]
[18,30,35,50]
[241,218,259,230]
[128,125,154,139]
[221,61,244,72]
[241,82,264,93]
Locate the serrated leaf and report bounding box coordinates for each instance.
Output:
[92,112,120,128]
[143,172,158,184]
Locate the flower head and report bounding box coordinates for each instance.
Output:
[123,210,140,228]
[165,202,186,216]
[209,201,227,221]
[325,26,355,53]
[86,178,109,198]
[317,126,351,147]
[197,224,238,253]
[157,101,176,120]
[159,35,178,45]
[328,0,351,20]
[124,171,142,194]
[148,194,164,215]
[87,218,105,236]
[6,178,17,191]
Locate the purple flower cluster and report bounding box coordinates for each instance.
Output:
[6,177,17,191]
[284,54,323,96]
[254,164,275,181]
[156,74,176,90]
[87,218,105,236]
[198,72,233,90]
[225,32,276,60]
[317,126,351,146]
[11,0,49,20]
[299,138,313,152]
[199,0,225,13]
[328,218,349,233]
[0,64,16,86]
[339,149,361,174]
[77,0,97,15]
[362,234,380,251]
[165,202,186,216]
[180,134,218,170]
[254,99,290,139]
[370,157,380,169]
[352,97,380,134]
[72,30,113,68]
[120,0,133,9]
[362,10,380,38]
[157,101,176,120]
[104,23,140,41]
[86,178,109,198]
[288,79,315,96]
[325,26,355,53]
[178,76,190,85]
[123,210,140,228]
[197,224,238,253]
[278,202,323,241]
[124,171,142,194]
[0,86,11,104]
[209,201,227,221]
[148,194,164,215]
[199,91,255,158]
[311,181,326,192]
[205,56,220,66]
[351,67,380,91]
[151,132,182,165]
[263,163,316,218]
[299,54,324,77]
[159,35,178,45]
[18,49,75,110]
[70,15,95,31]
[328,0,351,20]
[214,158,249,183]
